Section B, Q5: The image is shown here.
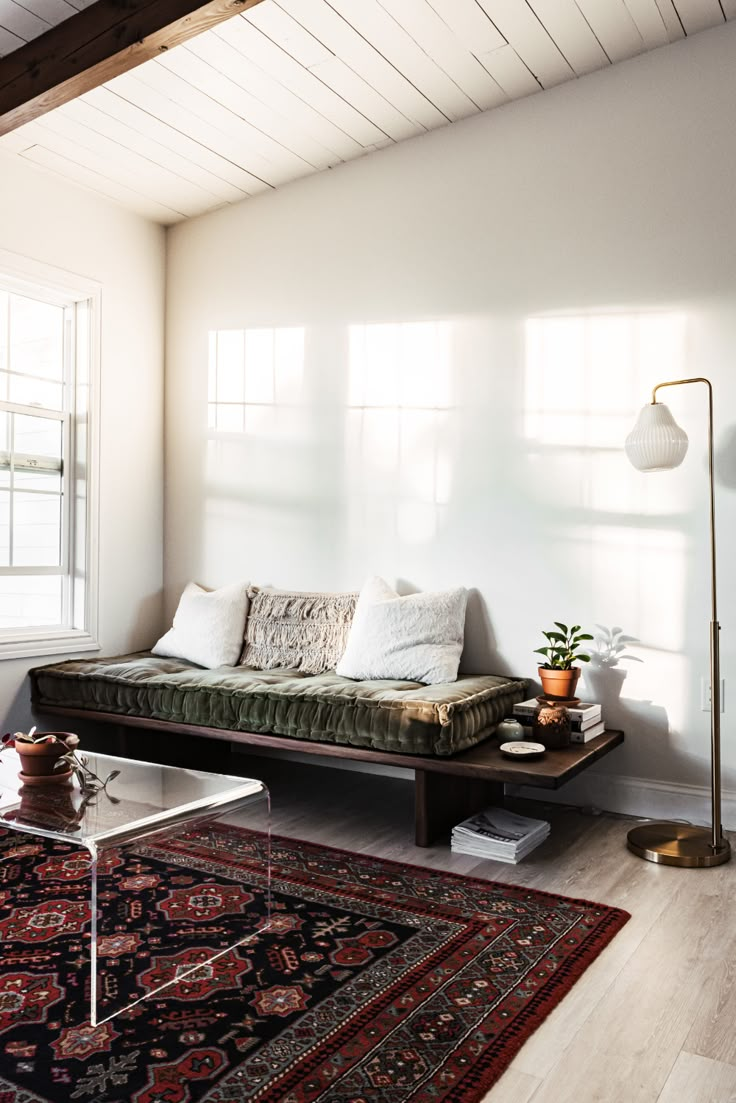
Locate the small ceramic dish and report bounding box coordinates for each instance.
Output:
[499,741,546,760]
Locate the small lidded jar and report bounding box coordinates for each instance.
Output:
[496,718,526,742]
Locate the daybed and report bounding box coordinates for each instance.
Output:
[30,653,623,846]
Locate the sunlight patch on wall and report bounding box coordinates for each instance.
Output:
[524,312,687,517]
[589,524,688,653]
[208,327,304,438]
[525,312,687,448]
[611,646,690,727]
[205,326,315,523]
[346,322,452,548]
[523,311,691,694]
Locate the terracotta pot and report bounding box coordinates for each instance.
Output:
[15,734,73,780]
[538,666,581,701]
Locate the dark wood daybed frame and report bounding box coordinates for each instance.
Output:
[33,697,624,847]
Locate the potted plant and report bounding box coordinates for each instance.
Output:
[1,729,118,792]
[5,729,79,783]
[533,622,593,700]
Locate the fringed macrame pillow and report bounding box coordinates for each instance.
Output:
[241,588,358,674]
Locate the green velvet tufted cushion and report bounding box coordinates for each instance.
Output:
[30,653,528,757]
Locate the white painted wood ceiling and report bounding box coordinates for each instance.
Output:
[1,0,733,224]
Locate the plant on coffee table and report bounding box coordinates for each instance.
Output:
[1,729,119,793]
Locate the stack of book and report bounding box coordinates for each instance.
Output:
[513,698,604,743]
[451,807,550,863]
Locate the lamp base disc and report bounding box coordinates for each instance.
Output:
[627,822,731,867]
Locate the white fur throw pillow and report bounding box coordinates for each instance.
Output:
[336,576,468,685]
[152,581,250,668]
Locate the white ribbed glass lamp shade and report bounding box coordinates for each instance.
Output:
[625,402,689,471]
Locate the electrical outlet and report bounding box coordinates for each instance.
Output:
[701,677,725,712]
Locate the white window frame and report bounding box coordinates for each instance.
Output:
[0,248,100,660]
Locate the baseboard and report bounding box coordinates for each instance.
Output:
[506,772,736,831]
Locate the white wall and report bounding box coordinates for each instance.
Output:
[165,24,736,823]
[0,152,165,731]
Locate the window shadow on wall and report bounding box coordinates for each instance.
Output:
[344,320,454,556]
[523,309,728,786]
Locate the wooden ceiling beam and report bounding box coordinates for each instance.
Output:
[0,0,267,137]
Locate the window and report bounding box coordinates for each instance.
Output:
[0,254,99,659]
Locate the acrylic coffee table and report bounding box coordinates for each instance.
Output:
[0,749,270,1026]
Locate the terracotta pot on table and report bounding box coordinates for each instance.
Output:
[538,666,581,701]
[15,735,75,784]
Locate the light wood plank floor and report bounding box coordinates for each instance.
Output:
[241,754,736,1103]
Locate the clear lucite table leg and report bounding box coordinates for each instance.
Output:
[85,841,100,1026]
[86,784,271,1027]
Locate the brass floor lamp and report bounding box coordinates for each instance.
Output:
[624,377,730,867]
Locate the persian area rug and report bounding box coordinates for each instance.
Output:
[0,824,629,1103]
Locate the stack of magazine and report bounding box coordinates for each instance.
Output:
[513,698,604,743]
[451,807,550,863]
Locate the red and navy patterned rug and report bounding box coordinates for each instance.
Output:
[0,823,629,1103]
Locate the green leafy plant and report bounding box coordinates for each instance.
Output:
[590,625,642,668]
[1,727,79,757]
[534,622,593,670]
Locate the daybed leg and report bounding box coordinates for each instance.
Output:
[414,770,504,848]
